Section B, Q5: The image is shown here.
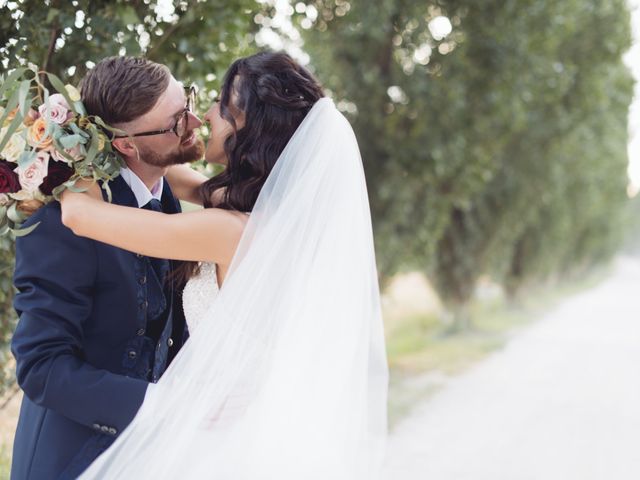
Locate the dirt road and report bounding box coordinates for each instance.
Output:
[383,256,640,480]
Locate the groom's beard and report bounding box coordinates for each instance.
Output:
[139,136,205,167]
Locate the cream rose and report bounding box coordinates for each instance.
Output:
[15,151,50,194]
[0,126,27,163]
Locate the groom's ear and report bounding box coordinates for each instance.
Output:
[111,138,136,157]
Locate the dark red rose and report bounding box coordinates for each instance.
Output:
[0,160,20,194]
[39,159,74,196]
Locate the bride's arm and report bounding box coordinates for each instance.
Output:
[60,187,245,265]
[165,164,209,205]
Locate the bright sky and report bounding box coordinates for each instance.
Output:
[625,0,640,194]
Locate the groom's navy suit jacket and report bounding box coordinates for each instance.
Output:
[10,175,188,479]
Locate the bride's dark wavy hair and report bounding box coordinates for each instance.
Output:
[174,51,324,286]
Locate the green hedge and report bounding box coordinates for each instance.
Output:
[0,237,16,396]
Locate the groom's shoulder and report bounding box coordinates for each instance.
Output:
[17,201,84,246]
[22,201,62,229]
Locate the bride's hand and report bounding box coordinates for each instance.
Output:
[60,178,103,230]
[60,178,103,202]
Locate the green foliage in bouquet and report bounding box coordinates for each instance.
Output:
[0,65,125,236]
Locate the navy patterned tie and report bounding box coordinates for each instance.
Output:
[142,199,170,284]
[144,198,163,213]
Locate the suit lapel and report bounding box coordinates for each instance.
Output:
[161,179,182,214]
[105,175,138,208]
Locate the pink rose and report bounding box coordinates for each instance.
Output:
[38,94,73,125]
[51,143,85,164]
[15,151,50,194]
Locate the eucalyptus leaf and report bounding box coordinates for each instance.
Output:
[59,133,84,149]
[51,183,67,201]
[68,122,90,140]
[17,79,31,117]
[92,116,126,138]
[45,73,79,115]
[0,109,27,154]
[102,181,113,203]
[11,221,41,237]
[84,128,100,166]
[17,149,37,169]
[6,202,26,223]
[0,87,21,131]
[8,190,32,201]
[65,183,90,193]
[0,68,26,102]
[51,136,76,164]
[73,100,87,116]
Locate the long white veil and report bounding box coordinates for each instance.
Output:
[80,98,388,479]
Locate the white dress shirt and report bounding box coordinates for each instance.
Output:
[119,167,164,208]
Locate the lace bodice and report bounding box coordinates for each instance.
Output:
[182,262,219,333]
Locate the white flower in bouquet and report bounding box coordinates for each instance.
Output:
[0,126,27,163]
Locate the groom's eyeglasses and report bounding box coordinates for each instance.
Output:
[114,84,198,139]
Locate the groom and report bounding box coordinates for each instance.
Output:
[10,57,204,479]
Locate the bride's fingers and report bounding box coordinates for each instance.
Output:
[60,178,103,202]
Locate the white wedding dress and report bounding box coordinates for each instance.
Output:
[80,98,388,480]
[182,262,219,333]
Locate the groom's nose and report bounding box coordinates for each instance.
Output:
[186,111,203,130]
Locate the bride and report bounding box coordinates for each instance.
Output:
[60,51,388,479]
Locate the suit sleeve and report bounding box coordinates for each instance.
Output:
[11,203,148,433]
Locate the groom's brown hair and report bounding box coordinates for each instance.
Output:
[80,56,170,126]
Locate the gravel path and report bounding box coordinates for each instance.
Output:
[383,256,640,480]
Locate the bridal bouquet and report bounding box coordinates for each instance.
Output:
[0,65,124,236]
